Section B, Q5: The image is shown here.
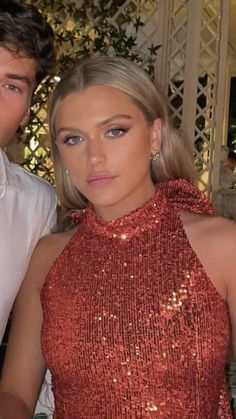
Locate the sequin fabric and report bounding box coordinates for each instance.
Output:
[41,179,232,419]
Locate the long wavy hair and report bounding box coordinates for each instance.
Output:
[49,55,196,212]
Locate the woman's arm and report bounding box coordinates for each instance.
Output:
[182,212,236,356]
[0,234,61,418]
[223,229,236,357]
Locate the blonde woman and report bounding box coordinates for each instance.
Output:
[0,56,235,418]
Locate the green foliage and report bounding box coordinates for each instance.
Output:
[33,0,159,77]
[20,0,159,182]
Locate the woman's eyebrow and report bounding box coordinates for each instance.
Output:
[97,115,132,127]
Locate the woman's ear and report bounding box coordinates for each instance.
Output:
[151,118,162,150]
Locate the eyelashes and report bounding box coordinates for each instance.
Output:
[62,135,82,145]
[61,127,130,145]
[106,127,128,138]
[3,83,22,93]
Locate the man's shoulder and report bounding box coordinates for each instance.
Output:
[8,164,57,232]
[1,150,54,197]
[1,153,57,231]
[12,163,55,197]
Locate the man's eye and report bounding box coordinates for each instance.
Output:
[4,84,21,92]
[107,128,128,138]
[63,135,82,145]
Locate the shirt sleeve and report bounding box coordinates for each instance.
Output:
[40,188,57,237]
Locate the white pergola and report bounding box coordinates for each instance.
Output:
[152,0,230,195]
[7,0,233,198]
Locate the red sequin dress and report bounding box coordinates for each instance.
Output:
[41,179,232,418]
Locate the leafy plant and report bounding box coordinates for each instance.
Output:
[18,0,159,182]
[35,0,159,77]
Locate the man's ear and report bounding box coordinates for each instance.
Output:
[151,118,162,151]
[20,107,31,127]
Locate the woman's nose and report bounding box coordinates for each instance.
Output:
[87,138,106,166]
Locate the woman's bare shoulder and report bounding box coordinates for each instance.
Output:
[180,212,236,299]
[181,211,236,272]
[37,227,77,251]
[25,227,78,290]
[181,211,236,238]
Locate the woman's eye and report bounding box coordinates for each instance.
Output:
[63,135,82,145]
[107,128,128,138]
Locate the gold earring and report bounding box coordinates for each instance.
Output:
[151,150,160,161]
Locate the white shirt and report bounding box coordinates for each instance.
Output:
[0,148,57,342]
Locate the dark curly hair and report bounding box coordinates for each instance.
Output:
[0,0,56,85]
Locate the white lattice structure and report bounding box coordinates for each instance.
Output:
[7,0,230,195]
[155,0,230,195]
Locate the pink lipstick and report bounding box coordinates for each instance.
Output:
[87,172,117,186]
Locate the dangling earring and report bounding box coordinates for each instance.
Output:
[65,168,69,175]
[151,150,160,161]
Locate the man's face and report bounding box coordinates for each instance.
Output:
[0,45,37,146]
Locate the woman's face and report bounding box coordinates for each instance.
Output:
[54,85,161,221]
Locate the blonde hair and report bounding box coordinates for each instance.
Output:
[49,55,195,211]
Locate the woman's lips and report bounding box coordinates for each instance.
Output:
[87,174,117,186]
